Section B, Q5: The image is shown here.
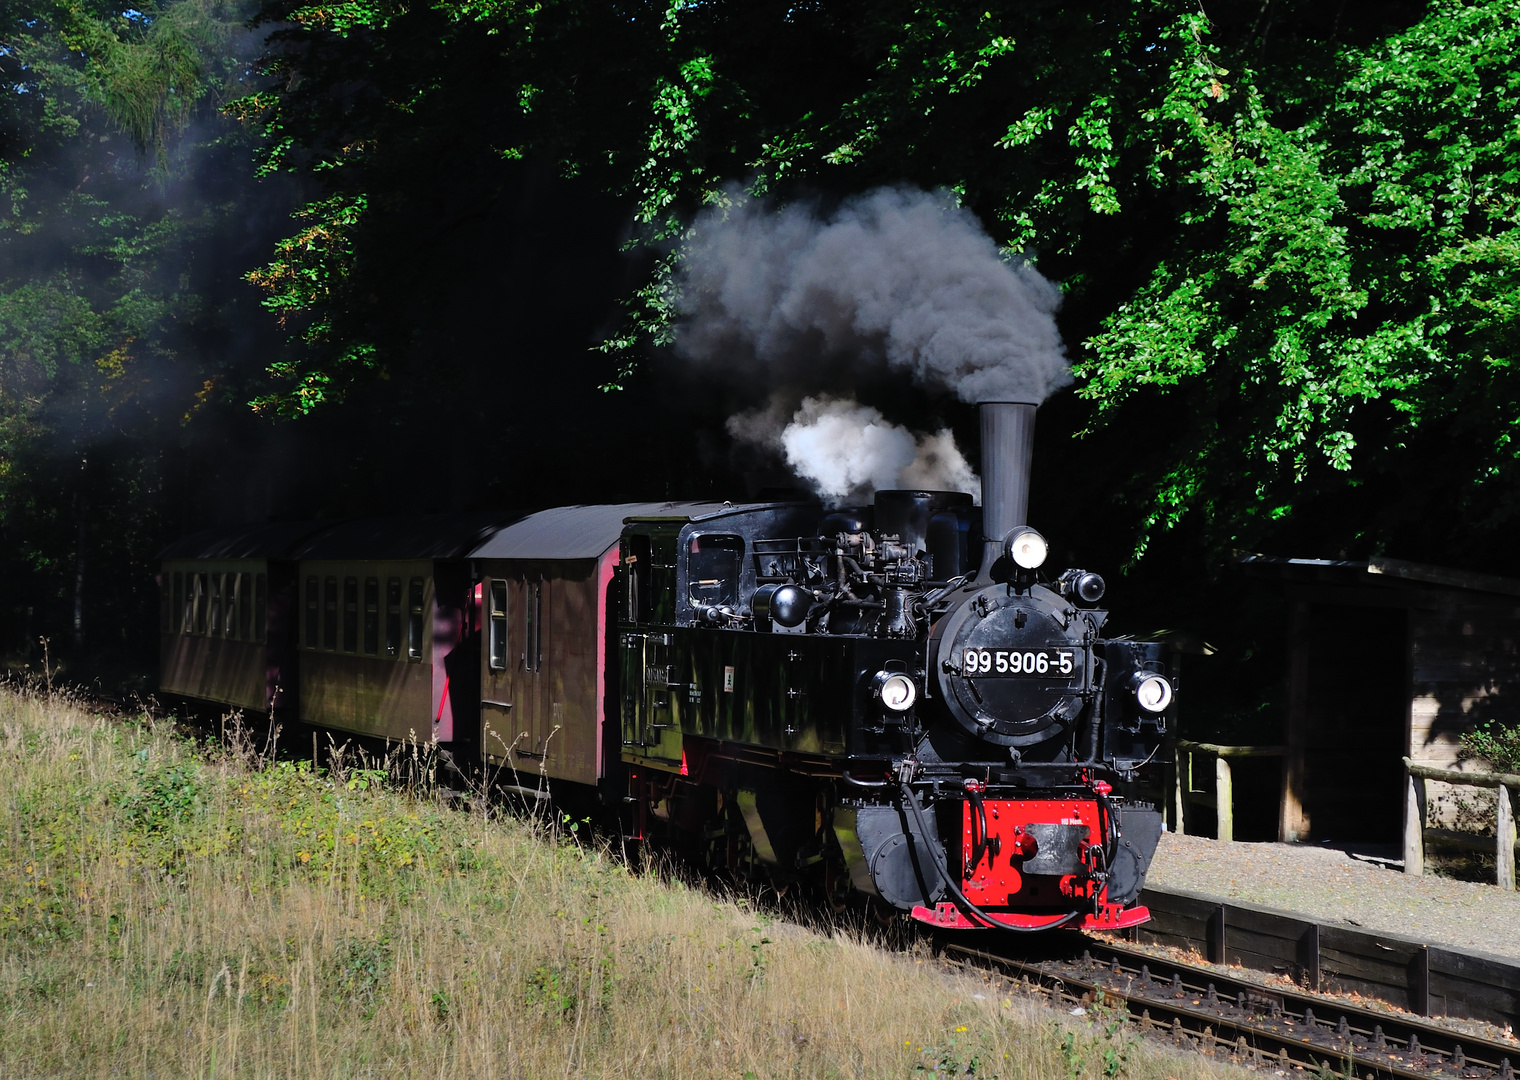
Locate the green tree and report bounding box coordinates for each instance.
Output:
[0,0,298,667]
[243,0,1517,574]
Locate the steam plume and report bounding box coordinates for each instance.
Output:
[727,396,979,505]
[676,186,1070,403]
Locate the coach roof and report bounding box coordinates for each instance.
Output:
[288,513,523,561]
[158,520,337,560]
[468,502,783,561]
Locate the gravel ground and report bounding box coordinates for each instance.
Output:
[1146,832,1520,963]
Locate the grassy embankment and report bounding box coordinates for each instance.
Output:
[0,686,1248,1079]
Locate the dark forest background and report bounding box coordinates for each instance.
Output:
[1,0,1516,739]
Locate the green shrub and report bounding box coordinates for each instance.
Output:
[1459,720,1520,773]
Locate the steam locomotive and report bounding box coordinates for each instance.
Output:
[159,400,1171,931]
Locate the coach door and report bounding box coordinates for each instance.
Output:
[481,570,550,771]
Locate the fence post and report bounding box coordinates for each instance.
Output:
[1215,754,1234,842]
[1499,783,1516,891]
[1403,767,1425,877]
[1173,747,1189,836]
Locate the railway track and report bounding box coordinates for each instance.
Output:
[943,938,1520,1079]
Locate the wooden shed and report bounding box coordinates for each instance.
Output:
[1236,556,1520,844]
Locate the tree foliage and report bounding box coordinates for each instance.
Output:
[1078,4,1520,560]
[0,0,295,664]
[240,0,1518,568]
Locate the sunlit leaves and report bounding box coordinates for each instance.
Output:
[1072,1,1520,556]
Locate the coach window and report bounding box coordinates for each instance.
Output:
[183,573,197,634]
[254,574,267,641]
[363,578,380,655]
[305,577,319,648]
[407,578,425,661]
[385,578,402,658]
[172,572,184,635]
[488,579,508,671]
[208,575,223,638]
[225,574,241,639]
[237,573,251,639]
[323,577,338,651]
[688,535,743,608]
[194,574,209,635]
[343,577,359,653]
[523,579,543,672]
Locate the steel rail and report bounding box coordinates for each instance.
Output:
[1077,937,1518,1065]
[943,942,1520,1080]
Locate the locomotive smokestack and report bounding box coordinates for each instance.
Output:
[978,400,1037,579]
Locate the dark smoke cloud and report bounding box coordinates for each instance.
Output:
[674,186,1070,403]
[674,186,1069,502]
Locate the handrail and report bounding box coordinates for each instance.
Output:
[1403,756,1517,890]
[1403,756,1520,790]
[1170,740,1287,843]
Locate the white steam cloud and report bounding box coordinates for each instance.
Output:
[727,396,979,505]
[676,186,1069,502]
[676,186,1070,403]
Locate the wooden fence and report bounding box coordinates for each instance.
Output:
[1403,757,1519,889]
[1170,740,1285,841]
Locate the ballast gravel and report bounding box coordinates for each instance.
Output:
[1145,832,1520,963]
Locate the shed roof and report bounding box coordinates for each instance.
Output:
[158,520,336,560]
[468,502,729,561]
[1236,554,1520,599]
[289,514,523,561]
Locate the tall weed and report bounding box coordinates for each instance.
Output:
[0,684,1246,1079]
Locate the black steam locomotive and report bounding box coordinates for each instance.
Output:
[159,400,1170,930]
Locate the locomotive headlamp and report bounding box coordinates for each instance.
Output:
[1003,526,1048,570]
[873,671,918,712]
[1130,673,1173,713]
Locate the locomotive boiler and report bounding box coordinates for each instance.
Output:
[158,400,1171,931]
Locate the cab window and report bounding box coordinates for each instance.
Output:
[649,534,678,625]
[688,535,743,608]
[624,535,651,623]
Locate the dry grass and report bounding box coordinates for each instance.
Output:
[0,685,1250,1079]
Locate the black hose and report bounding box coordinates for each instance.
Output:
[899,781,1084,934]
[966,788,989,876]
[841,769,891,789]
[1092,788,1120,871]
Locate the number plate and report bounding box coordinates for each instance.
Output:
[962,647,1077,678]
